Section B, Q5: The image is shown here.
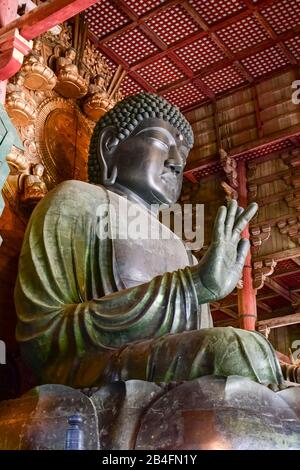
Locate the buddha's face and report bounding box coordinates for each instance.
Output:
[66,49,76,61]
[95,75,105,88]
[107,118,190,205]
[33,164,44,177]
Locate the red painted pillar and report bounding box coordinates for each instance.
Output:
[237,160,257,330]
[0,0,18,103]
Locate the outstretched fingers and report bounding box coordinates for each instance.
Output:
[235,206,244,222]
[224,199,238,237]
[212,205,227,241]
[236,238,250,269]
[232,202,258,243]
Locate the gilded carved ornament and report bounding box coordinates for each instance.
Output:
[3,27,124,210]
[55,47,88,99]
[6,148,47,205]
[5,73,37,127]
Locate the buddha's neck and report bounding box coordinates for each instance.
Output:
[108,183,159,216]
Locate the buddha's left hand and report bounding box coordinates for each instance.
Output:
[190,199,258,303]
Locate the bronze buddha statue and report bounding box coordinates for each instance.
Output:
[14,92,283,389]
[0,92,298,450]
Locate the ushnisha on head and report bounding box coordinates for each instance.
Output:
[88,92,194,206]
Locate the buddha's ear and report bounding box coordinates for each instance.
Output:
[97,126,119,185]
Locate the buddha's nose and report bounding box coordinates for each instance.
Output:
[165,161,182,175]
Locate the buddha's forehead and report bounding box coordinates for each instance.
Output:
[130,117,188,145]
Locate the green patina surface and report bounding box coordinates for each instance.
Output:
[15,180,283,388]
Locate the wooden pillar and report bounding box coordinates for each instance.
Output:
[0,0,18,103]
[237,160,257,330]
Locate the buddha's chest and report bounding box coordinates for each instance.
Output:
[108,192,190,289]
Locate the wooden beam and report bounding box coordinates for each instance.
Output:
[132,27,300,90]
[98,0,275,46]
[292,257,300,267]
[257,312,300,330]
[180,1,253,92]
[0,0,100,40]
[211,302,238,318]
[253,9,298,65]
[264,277,300,304]
[257,300,272,313]
[273,268,300,279]
[250,190,294,207]
[248,169,290,186]
[214,318,239,328]
[184,124,300,179]
[211,291,286,310]
[256,248,300,263]
[97,0,185,44]
[252,84,264,139]
[219,308,238,319]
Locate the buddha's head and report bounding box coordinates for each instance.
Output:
[15,72,25,87]
[33,39,42,53]
[94,73,106,89]
[88,92,193,206]
[33,163,44,177]
[65,48,76,61]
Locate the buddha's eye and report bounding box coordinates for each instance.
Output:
[148,137,170,151]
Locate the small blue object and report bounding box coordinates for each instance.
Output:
[65,413,84,450]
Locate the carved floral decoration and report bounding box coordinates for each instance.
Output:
[4,27,125,214]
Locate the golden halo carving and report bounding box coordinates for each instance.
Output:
[22,62,57,91]
[35,97,94,186]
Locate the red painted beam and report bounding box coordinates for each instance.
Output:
[0,0,100,41]
[98,0,186,44]
[0,29,32,80]
[151,27,300,94]
[98,0,276,45]
[88,30,156,93]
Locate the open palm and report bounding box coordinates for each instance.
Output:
[192,199,258,303]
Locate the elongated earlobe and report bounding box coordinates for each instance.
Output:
[97,128,118,185]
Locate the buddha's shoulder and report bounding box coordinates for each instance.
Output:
[34,181,109,217]
[46,180,108,203]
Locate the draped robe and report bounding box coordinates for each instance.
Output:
[15,180,283,387]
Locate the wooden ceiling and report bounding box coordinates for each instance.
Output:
[85,0,300,112]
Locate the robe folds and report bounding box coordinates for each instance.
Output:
[15,180,283,387]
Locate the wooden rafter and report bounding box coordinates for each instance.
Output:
[211,289,284,311]
[156,28,300,95]
[211,302,238,319]
[257,300,272,314]
[254,11,297,65]
[264,277,300,304]
[84,0,300,107]
[181,1,255,85]
[184,125,300,181]
[257,312,300,330]
[292,257,300,267]
[0,0,100,40]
